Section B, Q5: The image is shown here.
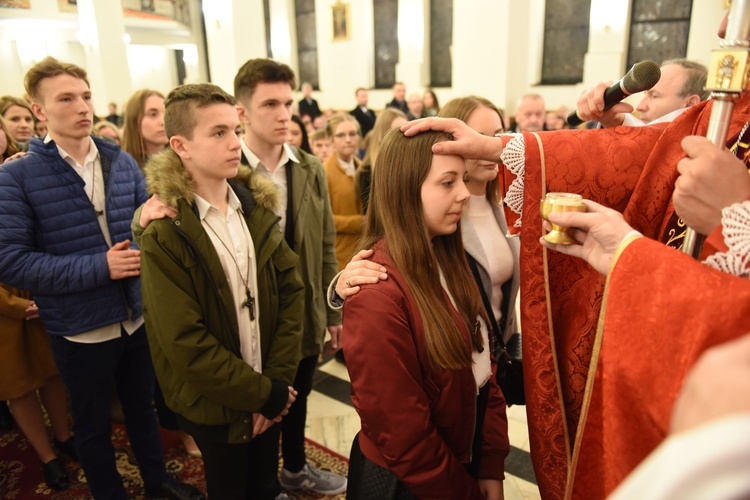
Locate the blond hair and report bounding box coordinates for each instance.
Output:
[24,57,89,102]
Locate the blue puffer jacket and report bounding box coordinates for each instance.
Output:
[0,136,148,336]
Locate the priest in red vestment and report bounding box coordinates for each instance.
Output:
[502,94,750,498]
[400,62,750,499]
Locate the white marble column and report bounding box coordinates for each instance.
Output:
[582,0,631,87]
[77,0,133,114]
[269,0,297,71]
[395,0,430,91]
[202,0,268,94]
[452,0,510,108]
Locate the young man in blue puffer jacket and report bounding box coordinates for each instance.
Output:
[0,57,203,500]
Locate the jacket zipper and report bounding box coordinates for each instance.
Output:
[257,215,281,251]
[171,221,242,354]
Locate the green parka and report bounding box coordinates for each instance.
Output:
[136,149,304,444]
[240,147,341,359]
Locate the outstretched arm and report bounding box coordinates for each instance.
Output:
[539,200,639,275]
[326,249,389,309]
[401,117,504,161]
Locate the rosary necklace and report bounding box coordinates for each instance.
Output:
[202,217,256,320]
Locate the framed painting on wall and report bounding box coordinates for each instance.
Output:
[0,0,31,8]
[332,2,350,41]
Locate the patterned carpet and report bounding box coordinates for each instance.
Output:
[0,422,348,499]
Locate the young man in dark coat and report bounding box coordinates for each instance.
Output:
[0,57,202,500]
[137,83,305,499]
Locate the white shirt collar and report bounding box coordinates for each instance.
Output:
[650,107,688,125]
[337,156,356,177]
[194,185,242,221]
[241,140,299,171]
[47,135,99,167]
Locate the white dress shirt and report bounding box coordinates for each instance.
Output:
[621,107,688,127]
[194,189,262,372]
[337,156,356,177]
[241,140,299,233]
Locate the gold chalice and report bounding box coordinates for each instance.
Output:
[540,192,587,245]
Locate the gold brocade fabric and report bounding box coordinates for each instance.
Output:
[660,118,750,251]
[573,238,750,498]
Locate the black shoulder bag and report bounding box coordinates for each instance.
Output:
[466,253,525,406]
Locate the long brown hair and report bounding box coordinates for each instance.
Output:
[121,89,164,167]
[361,128,488,370]
[439,96,503,204]
[358,108,407,205]
[0,117,20,160]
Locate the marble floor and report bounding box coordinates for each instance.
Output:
[306,355,541,499]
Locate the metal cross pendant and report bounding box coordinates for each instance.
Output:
[242,288,256,320]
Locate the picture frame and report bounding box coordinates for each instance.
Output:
[332,2,350,41]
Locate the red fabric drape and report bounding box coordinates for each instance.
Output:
[509,95,750,499]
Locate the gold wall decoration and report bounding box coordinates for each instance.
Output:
[332,2,350,41]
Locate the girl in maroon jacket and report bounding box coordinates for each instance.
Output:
[343,128,509,499]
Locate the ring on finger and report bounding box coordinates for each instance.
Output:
[345,279,351,287]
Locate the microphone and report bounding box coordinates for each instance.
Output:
[567,60,662,127]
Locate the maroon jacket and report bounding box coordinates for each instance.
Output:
[343,240,509,499]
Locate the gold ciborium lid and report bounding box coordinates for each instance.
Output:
[540,192,586,245]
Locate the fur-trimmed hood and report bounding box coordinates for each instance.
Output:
[143,148,281,213]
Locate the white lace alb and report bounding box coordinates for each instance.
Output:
[500,134,525,228]
[704,201,750,278]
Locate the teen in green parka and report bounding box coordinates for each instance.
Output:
[135,84,304,499]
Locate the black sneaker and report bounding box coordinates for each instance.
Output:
[144,477,206,500]
[41,458,70,491]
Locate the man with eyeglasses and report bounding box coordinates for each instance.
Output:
[322,114,364,272]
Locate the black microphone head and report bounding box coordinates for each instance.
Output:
[622,60,661,94]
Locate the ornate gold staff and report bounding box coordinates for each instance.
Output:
[683,0,750,257]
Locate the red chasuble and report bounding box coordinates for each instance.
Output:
[574,237,750,499]
[505,95,750,499]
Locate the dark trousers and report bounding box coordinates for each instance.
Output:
[281,354,319,472]
[192,424,282,499]
[154,380,179,431]
[49,326,167,500]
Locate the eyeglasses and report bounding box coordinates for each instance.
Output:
[334,131,359,139]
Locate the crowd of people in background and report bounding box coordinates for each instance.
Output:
[1,78,580,169]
